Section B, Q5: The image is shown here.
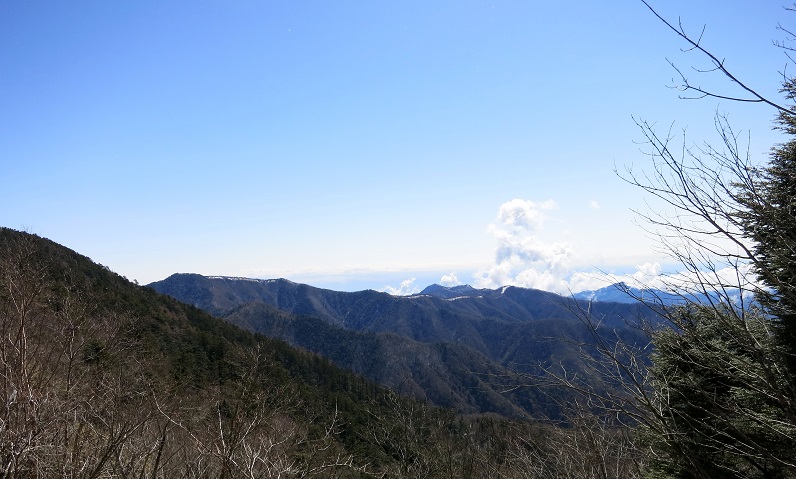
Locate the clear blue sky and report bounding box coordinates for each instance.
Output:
[1,1,789,294]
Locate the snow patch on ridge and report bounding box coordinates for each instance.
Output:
[206,276,294,285]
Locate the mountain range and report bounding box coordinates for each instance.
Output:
[0,227,659,476]
[572,281,677,303]
[1,227,468,476]
[149,273,657,417]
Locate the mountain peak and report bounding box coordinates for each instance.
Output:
[417,283,477,299]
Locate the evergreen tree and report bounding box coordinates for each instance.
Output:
[617,6,796,477]
[642,305,796,479]
[737,132,796,372]
[635,96,796,479]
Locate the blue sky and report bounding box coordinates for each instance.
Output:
[1,1,790,294]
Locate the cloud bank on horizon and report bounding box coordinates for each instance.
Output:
[382,198,754,297]
[381,277,420,296]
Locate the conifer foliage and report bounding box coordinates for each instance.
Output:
[737,128,796,371]
[619,5,796,478]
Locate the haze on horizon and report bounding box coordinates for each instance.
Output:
[1,1,788,295]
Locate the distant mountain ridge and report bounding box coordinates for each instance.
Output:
[420,282,671,304]
[572,282,674,304]
[416,283,483,299]
[572,281,751,307]
[149,273,656,417]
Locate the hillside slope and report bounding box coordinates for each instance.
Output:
[0,228,477,477]
[151,273,654,418]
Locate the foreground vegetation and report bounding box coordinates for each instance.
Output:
[0,227,646,478]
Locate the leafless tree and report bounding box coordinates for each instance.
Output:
[505,3,796,477]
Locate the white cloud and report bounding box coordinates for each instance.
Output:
[631,262,663,285]
[466,199,760,299]
[495,198,556,232]
[590,200,600,209]
[439,272,461,287]
[567,271,614,293]
[565,263,666,293]
[381,277,420,296]
[475,199,574,294]
[636,262,759,295]
[566,261,760,303]
[472,200,752,297]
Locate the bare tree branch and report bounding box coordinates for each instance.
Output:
[641,0,792,113]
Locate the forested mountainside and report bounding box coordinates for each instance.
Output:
[150,273,648,331]
[0,227,645,478]
[0,228,401,476]
[150,273,655,418]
